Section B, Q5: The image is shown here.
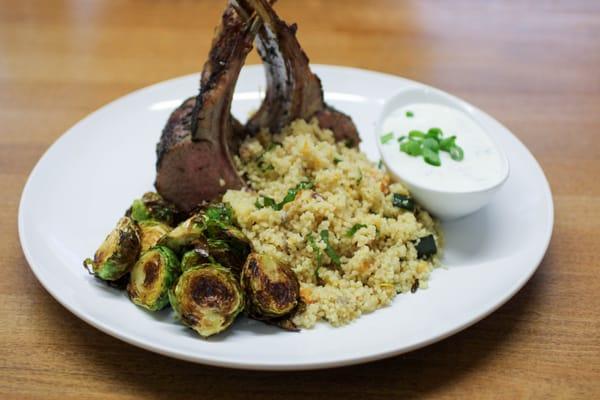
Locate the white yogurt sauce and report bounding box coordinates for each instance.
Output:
[380,103,506,192]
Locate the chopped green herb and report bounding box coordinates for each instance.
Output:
[307,233,322,277]
[397,135,407,143]
[333,157,342,165]
[319,230,341,266]
[296,181,314,190]
[408,130,426,140]
[415,235,437,259]
[392,193,415,211]
[406,111,414,117]
[380,132,394,144]
[255,195,276,209]
[276,181,315,210]
[422,147,441,166]
[449,145,464,161]
[377,159,383,170]
[258,161,274,172]
[345,224,367,237]
[400,140,422,156]
[357,169,363,183]
[255,181,314,210]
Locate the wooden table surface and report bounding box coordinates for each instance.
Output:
[2,0,599,398]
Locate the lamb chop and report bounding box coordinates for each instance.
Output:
[156,1,360,213]
[155,5,260,213]
[236,0,361,146]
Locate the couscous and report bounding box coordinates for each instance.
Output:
[224,119,442,328]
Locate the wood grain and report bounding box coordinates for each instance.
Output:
[1,0,599,398]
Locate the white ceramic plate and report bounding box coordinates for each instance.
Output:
[19,65,553,370]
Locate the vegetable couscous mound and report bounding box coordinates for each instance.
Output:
[224,119,442,328]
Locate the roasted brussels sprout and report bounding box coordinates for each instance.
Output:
[157,214,204,253]
[201,203,251,272]
[158,203,251,273]
[202,202,235,229]
[205,226,251,275]
[83,217,140,281]
[138,220,172,253]
[127,246,180,311]
[128,192,179,226]
[181,246,212,272]
[241,253,300,318]
[169,264,244,337]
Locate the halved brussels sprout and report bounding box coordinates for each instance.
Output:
[206,226,251,275]
[157,214,204,253]
[241,253,300,318]
[158,204,252,273]
[138,220,172,253]
[83,216,140,281]
[181,246,212,272]
[127,246,180,311]
[202,202,235,229]
[169,264,244,337]
[128,192,179,226]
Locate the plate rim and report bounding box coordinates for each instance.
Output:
[18,64,554,370]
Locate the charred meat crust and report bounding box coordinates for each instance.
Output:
[155,7,258,213]
[156,97,195,169]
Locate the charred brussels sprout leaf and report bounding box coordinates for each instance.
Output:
[157,214,205,253]
[181,246,213,272]
[205,226,251,275]
[169,264,244,337]
[83,217,140,281]
[241,253,300,318]
[159,203,251,273]
[127,246,180,311]
[128,192,179,226]
[138,220,172,253]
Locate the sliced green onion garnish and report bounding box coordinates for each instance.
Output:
[422,138,440,152]
[408,130,425,140]
[406,111,414,117]
[400,140,422,156]
[439,135,456,151]
[449,145,464,161]
[426,127,443,140]
[422,147,441,166]
[398,126,464,166]
[380,132,394,144]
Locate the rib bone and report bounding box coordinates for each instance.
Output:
[242,0,361,146]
